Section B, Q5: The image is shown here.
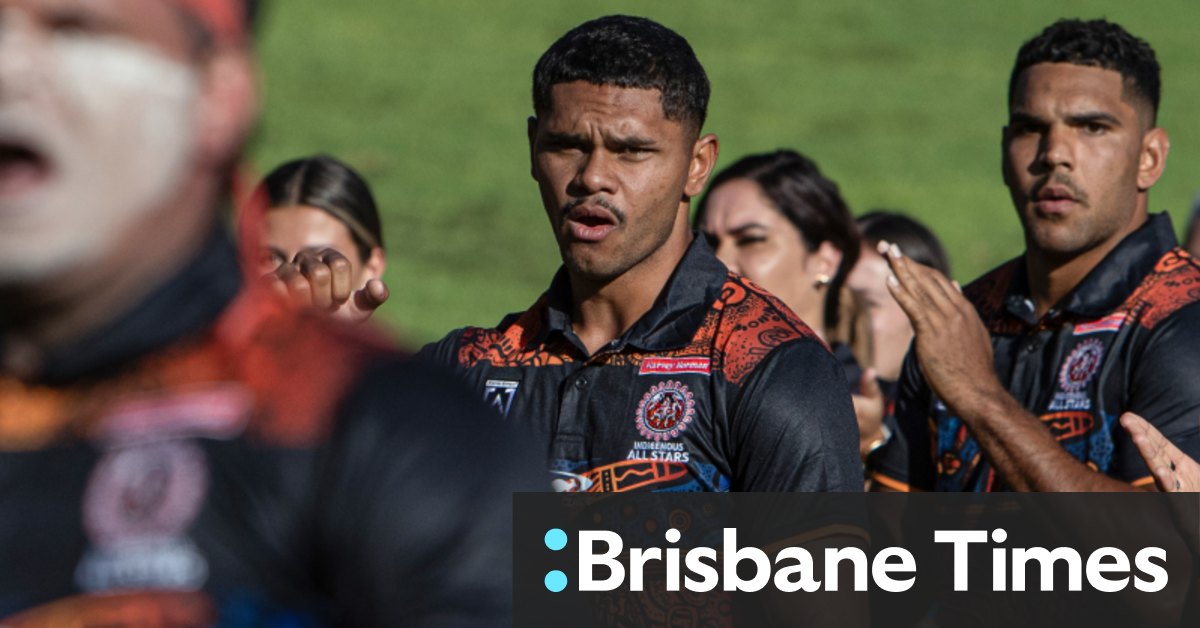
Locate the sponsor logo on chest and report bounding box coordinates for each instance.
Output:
[638,357,712,376]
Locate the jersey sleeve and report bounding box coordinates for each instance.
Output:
[317,356,544,626]
[870,348,937,492]
[1117,302,1200,482]
[416,329,466,371]
[728,338,862,492]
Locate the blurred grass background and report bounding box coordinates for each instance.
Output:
[249,0,1200,345]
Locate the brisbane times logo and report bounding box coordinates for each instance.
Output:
[537,527,1169,594]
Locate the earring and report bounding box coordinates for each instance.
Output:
[814,274,832,288]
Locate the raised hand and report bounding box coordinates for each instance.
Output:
[880,240,1002,415]
[1121,412,1199,492]
[263,248,388,323]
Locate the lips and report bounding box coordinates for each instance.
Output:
[565,204,619,242]
[0,141,51,200]
[1032,184,1079,217]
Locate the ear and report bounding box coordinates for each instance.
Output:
[193,47,257,168]
[362,246,387,283]
[1136,127,1170,192]
[809,241,844,285]
[527,116,539,180]
[683,133,720,198]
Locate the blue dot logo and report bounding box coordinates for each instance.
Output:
[545,570,568,592]
[544,528,567,551]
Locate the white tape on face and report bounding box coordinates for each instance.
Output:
[0,24,201,283]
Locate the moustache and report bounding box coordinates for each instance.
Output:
[1032,173,1090,208]
[559,197,626,222]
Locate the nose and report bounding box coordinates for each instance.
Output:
[1037,123,1074,172]
[570,149,617,197]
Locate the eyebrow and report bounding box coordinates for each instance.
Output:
[729,222,770,234]
[539,131,589,147]
[608,134,658,149]
[1065,111,1123,127]
[1008,110,1122,127]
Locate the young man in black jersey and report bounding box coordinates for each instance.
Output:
[423,15,861,494]
[873,19,1200,492]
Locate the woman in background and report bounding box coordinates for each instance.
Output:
[696,150,880,460]
[253,154,389,322]
[694,149,868,379]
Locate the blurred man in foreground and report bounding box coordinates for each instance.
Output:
[0,1,534,624]
[874,19,1200,492]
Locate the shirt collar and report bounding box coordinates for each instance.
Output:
[1003,212,1178,322]
[10,225,241,384]
[543,233,729,353]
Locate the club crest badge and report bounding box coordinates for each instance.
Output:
[484,379,520,418]
[1058,338,1104,393]
[635,380,696,441]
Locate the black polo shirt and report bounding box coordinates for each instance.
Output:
[422,235,862,493]
[874,213,1200,492]
[0,227,539,625]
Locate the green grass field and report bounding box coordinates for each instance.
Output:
[249,0,1200,345]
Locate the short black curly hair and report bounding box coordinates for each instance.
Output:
[532,15,710,134]
[1009,19,1161,123]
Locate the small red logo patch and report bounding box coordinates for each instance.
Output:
[638,357,712,376]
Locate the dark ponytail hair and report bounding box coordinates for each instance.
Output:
[695,149,860,332]
[261,155,384,263]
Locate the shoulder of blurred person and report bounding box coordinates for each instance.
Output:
[0,227,543,625]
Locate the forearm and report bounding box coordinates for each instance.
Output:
[955,390,1141,492]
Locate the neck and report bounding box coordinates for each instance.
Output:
[570,216,693,355]
[0,176,219,376]
[1025,205,1148,319]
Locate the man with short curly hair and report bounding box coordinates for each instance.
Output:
[424,15,862,494]
[873,19,1200,492]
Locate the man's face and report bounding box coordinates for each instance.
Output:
[529,82,704,281]
[0,0,203,283]
[1003,62,1155,261]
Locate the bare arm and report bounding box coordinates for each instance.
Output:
[881,242,1139,492]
